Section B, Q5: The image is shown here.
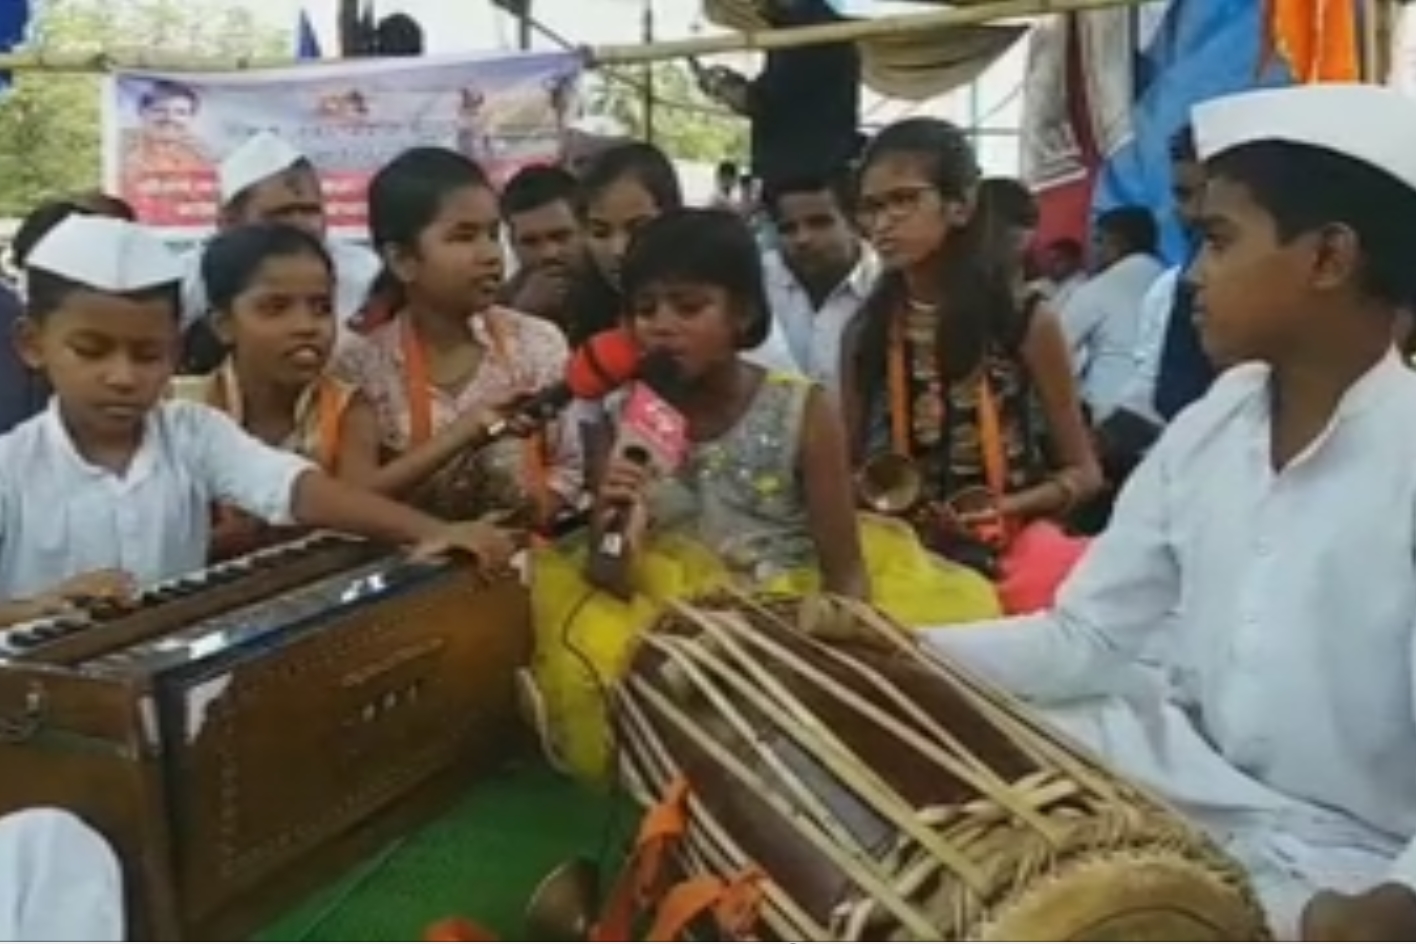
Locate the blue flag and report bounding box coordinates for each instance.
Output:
[1093,0,1292,263]
[0,0,32,89]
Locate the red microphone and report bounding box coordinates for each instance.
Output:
[563,327,643,400]
[486,327,644,437]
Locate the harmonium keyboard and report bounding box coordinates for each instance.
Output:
[0,531,531,940]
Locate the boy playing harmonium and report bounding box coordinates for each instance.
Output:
[0,214,519,626]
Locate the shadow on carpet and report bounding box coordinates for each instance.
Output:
[256,763,625,941]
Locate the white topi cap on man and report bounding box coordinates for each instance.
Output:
[1193,82,1416,192]
[27,215,184,291]
[218,130,307,205]
[0,808,125,939]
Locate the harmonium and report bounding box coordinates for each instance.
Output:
[0,531,532,940]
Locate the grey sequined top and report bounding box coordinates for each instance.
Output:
[648,372,815,583]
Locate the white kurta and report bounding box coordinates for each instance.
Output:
[0,808,123,940]
[924,352,1416,938]
[0,400,311,599]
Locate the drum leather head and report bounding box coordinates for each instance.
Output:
[973,851,1272,940]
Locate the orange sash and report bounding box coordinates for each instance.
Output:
[203,365,353,557]
[888,316,1088,612]
[397,313,552,522]
[886,315,1009,544]
[207,364,351,471]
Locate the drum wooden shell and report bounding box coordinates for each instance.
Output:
[612,594,1273,940]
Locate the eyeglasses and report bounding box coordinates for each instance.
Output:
[856,186,935,228]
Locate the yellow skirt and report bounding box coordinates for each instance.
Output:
[522,513,1002,786]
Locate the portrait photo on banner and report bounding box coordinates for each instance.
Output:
[99,51,583,239]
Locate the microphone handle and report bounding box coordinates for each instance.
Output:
[595,504,631,558]
[476,383,574,442]
[482,417,514,441]
[585,503,635,600]
[585,464,647,600]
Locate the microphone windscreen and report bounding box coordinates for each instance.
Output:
[565,327,640,399]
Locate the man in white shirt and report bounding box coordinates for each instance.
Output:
[0,809,123,940]
[1060,205,1165,420]
[1117,267,1183,425]
[179,131,379,369]
[748,173,877,393]
[1034,236,1088,308]
[499,164,584,329]
[709,159,741,212]
[905,84,1416,939]
[1087,130,1209,507]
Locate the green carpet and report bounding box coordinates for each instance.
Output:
[256,763,626,941]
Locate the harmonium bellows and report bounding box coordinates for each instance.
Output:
[0,531,532,941]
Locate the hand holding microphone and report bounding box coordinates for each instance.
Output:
[598,455,654,511]
[586,378,689,598]
[482,327,646,440]
[430,328,652,527]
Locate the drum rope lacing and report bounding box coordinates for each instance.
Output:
[610,592,1270,940]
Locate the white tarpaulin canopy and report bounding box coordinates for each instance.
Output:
[702,0,1028,99]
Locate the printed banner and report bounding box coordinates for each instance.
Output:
[101,51,582,237]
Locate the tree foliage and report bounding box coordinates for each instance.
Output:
[0,0,747,217]
[588,62,747,164]
[0,0,289,216]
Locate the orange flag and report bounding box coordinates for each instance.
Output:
[1263,0,1360,81]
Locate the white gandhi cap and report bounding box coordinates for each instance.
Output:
[27,215,184,291]
[1193,82,1416,193]
[218,130,307,204]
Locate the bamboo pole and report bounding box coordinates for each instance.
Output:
[1372,0,1397,83]
[589,0,1147,65]
[0,0,1145,73]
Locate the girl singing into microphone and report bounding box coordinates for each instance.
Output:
[175,222,515,558]
[335,146,583,524]
[526,208,1003,786]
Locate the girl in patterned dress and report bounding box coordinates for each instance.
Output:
[842,119,1102,608]
[178,222,509,558]
[334,147,582,525]
[526,208,1002,786]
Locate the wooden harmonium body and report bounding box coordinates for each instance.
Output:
[0,532,532,940]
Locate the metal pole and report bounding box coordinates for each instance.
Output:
[642,0,655,141]
[0,0,1148,71]
[518,1,533,50]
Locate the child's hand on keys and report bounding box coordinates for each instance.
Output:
[410,518,524,571]
[36,569,137,613]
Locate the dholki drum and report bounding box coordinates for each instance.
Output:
[608,594,1273,940]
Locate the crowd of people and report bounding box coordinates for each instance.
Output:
[0,77,1415,940]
